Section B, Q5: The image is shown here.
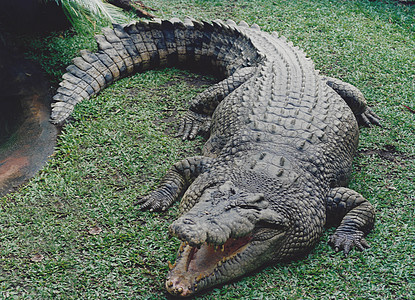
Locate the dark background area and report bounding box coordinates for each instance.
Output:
[0,0,70,34]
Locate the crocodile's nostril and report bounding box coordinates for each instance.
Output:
[183,218,196,225]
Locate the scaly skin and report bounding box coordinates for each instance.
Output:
[52,18,380,297]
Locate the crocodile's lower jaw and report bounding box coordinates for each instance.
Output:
[165,236,252,297]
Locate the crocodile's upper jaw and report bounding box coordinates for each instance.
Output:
[165,227,286,297]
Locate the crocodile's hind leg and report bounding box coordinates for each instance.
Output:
[177,66,257,140]
[324,77,381,127]
[325,187,375,255]
[137,156,214,211]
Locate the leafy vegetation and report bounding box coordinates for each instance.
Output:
[50,0,129,32]
[1,0,414,299]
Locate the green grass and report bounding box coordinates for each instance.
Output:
[1,0,414,299]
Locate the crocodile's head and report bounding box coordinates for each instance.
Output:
[165,181,291,297]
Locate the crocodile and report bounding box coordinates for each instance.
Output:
[51,18,381,297]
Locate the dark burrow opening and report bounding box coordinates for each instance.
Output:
[0,48,58,196]
[0,0,71,196]
[0,98,23,145]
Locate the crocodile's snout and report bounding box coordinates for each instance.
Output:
[169,220,208,248]
[165,279,193,297]
[169,182,267,247]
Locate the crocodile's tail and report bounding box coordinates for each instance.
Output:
[51,18,263,125]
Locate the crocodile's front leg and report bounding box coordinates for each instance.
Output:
[324,76,381,127]
[325,187,375,255]
[178,66,257,140]
[137,156,214,211]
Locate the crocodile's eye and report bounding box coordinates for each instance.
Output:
[256,220,287,231]
[253,221,287,241]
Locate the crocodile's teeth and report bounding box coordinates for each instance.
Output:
[168,261,174,270]
[196,274,204,282]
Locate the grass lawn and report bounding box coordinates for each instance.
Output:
[1,0,414,299]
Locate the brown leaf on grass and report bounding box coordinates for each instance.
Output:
[30,254,44,262]
[88,226,102,235]
[403,105,415,114]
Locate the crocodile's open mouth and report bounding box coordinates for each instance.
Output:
[166,235,253,297]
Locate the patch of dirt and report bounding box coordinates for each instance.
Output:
[156,111,181,136]
[357,144,413,166]
[0,53,58,197]
[160,72,216,90]
[152,71,216,138]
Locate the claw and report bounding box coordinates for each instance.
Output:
[136,188,176,212]
[189,122,200,140]
[134,196,146,205]
[329,229,369,256]
[140,201,153,211]
[366,108,382,127]
[176,110,211,140]
[177,121,186,137]
[355,240,365,251]
[136,195,158,211]
[360,237,370,249]
[358,107,382,128]
[343,243,351,256]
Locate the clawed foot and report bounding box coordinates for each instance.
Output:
[357,107,382,128]
[176,111,211,140]
[136,191,173,212]
[329,230,370,256]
